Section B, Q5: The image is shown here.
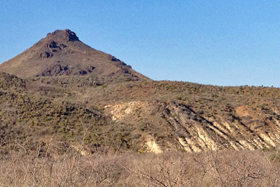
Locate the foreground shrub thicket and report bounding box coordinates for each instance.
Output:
[1,149,280,187]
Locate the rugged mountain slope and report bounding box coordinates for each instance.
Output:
[1,72,280,155]
[0,29,150,83]
[1,29,280,155]
[101,82,280,153]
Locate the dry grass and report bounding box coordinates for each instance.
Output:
[1,149,280,187]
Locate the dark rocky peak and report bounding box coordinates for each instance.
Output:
[46,29,79,42]
[0,29,151,81]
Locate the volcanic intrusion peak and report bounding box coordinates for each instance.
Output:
[0,29,150,82]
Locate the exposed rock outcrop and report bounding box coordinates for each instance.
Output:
[105,100,280,152]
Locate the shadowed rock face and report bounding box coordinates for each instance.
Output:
[0,29,150,83]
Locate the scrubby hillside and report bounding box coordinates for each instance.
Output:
[1,30,280,156]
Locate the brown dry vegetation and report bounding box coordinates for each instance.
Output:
[1,148,280,187]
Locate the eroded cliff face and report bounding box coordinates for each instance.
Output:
[104,100,280,153]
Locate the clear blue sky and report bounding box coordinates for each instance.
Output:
[1,1,280,87]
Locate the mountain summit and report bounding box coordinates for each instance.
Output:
[0,29,150,82]
[46,29,80,42]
